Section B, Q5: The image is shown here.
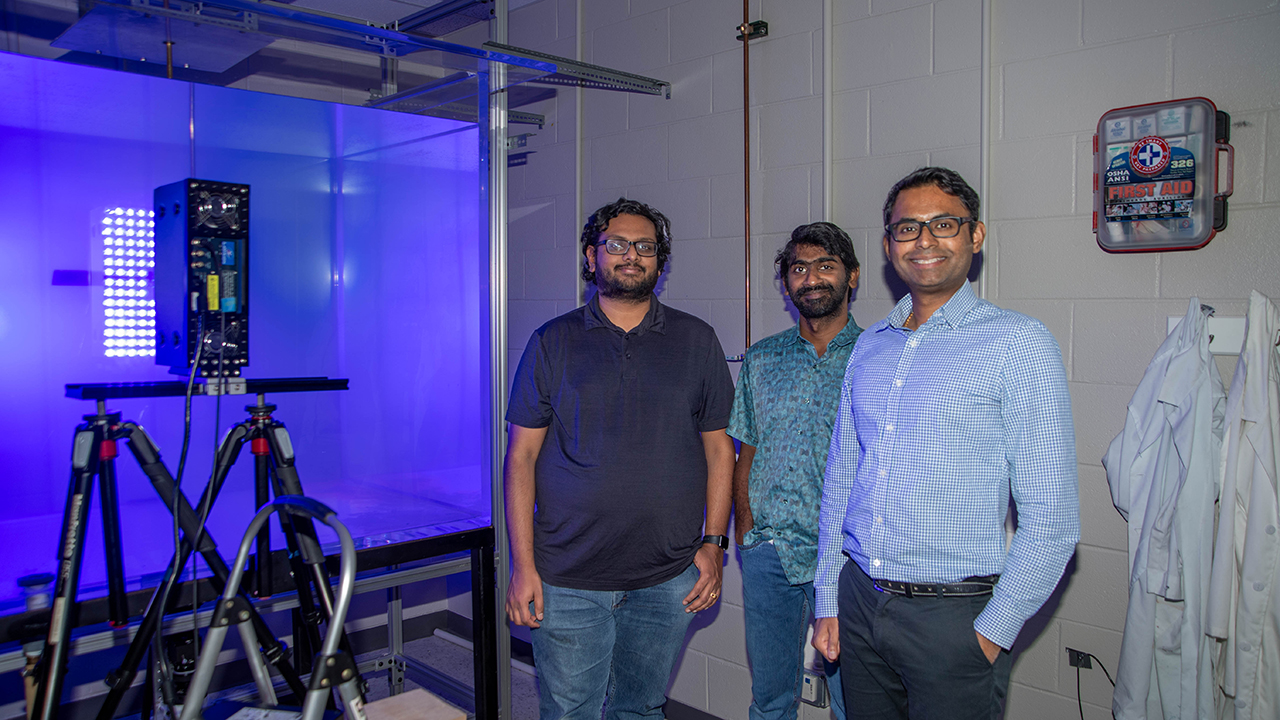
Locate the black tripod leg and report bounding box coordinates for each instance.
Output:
[275,495,326,667]
[265,424,364,706]
[96,424,308,720]
[33,424,100,720]
[266,427,337,617]
[97,440,129,628]
[261,425,327,657]
[95,423,247,720]
[253,450,273,598]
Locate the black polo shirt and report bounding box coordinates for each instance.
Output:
[506,294,734,591]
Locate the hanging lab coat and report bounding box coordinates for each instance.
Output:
[1106,298,1226,719]
[1207,290,1280,720]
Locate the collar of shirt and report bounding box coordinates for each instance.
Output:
[781,313,862,353]
[583,293,666,336]
[880,283,982,334]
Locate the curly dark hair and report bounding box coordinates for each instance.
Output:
[881,167,981,229]
[775,222,860,281]
[580,198,673,284]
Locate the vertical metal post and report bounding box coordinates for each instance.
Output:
[380,55,399,98]
[387,583,404,695]
[472,543,499,720]
[978,0,992,300]
[574,0,585,305]
[487,1,513,714]
[822,0,833,220]
[740,0,752,350]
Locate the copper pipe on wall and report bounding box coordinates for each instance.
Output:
[739,0,752,353]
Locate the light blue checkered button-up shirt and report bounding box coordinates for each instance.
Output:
[814,284,1080,650]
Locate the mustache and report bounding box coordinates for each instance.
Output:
[796,283,837,298]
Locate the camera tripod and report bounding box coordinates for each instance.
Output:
[195,393,364,685]
[30,399,309,720]
[34,381,357,720]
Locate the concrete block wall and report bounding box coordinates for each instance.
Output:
[495,0,1280,718]
[989,2,1280,718]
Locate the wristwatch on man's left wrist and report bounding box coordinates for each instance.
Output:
[702,534,729,550]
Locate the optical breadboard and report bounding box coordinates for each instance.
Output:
[153,179,250,377]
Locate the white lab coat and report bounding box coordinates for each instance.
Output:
[1106,298,1226,719]
[1207,290,1280,720]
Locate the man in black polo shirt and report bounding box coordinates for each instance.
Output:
[504,198,736,720]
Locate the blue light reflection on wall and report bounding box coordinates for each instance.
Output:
[0,52,490,603]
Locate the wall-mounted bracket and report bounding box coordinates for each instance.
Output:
[505,133,535,150]
[736,21,768,41]
[508,111,546,128]
[1167,315,1245,356]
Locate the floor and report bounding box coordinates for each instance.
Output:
[362,634,539,720]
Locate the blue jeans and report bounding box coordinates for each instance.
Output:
[740,540,845,720]
[531,563,698,720]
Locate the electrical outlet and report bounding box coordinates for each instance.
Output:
[1066,648,1093,669]
[800,671,829,707]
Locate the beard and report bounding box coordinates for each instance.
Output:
[596,261,659,301]
[791,278,850,319]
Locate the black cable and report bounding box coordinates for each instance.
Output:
[171,316,205,546]
[157,315,203,719]
[1087,653,1116,687]
[183,293,230,661]
[1075,653,1117,720]
[186,293,229,661]
[1076,665,1083,720]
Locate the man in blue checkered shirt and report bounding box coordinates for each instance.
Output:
[811,168,1080,719]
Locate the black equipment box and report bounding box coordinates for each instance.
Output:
[154,179,250,377]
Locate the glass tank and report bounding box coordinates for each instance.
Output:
[0,24,546,608]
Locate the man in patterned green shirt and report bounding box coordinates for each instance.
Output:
[728,222,862,720]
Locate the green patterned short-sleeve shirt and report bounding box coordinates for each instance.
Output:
[727,315,862,585]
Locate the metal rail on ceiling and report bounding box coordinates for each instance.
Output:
[482,41,671,98]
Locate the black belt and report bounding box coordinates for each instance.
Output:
[872,575,999,598]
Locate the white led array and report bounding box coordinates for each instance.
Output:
[101,207,157,358]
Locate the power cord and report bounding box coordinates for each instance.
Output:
[154,315,204,717]
[185,308,228,665]
[1075,652,1115,720]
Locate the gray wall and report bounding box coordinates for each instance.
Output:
[495,1,1280,719]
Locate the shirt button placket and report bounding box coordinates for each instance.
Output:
[875,331,918,556]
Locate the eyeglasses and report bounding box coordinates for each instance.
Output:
[596,238,658,257]
[885,216,973,242]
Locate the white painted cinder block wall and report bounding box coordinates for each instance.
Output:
[493,1,1280,719]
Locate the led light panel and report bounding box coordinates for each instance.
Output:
[101,207,157,357]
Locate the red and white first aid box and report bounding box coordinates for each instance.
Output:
[1094,97,1233,252]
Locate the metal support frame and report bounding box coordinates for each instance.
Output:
[482,41,671,99]
[487,3,513,717]
[2,532,499,718]
[395,0,492,34]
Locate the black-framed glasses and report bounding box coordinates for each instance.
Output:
[885,216,973,242]
[596,238,658,257]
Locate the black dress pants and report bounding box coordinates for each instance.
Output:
[837,560,1013,720]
